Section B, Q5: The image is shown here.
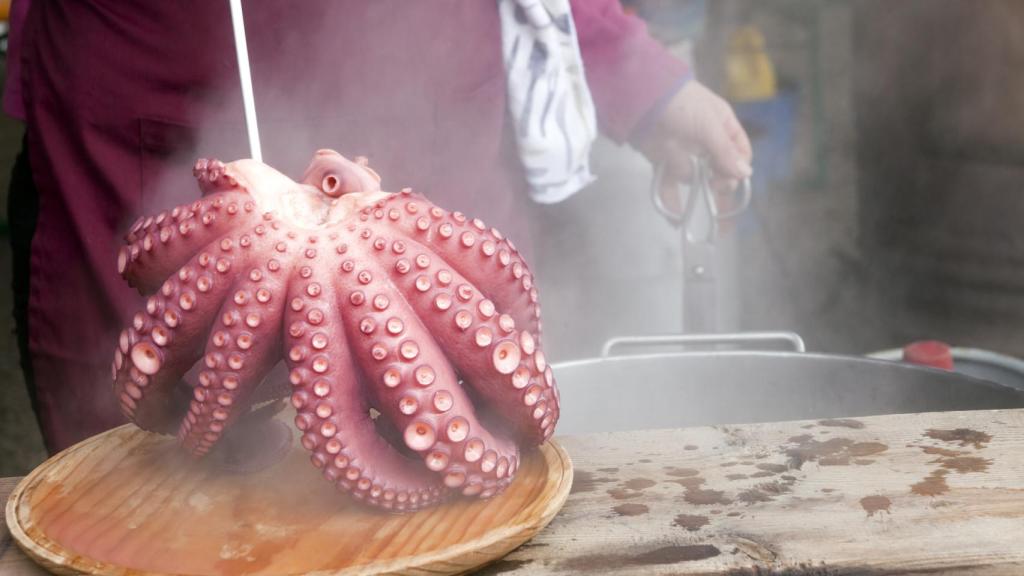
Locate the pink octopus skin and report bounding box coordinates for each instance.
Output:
[113,150,559,511]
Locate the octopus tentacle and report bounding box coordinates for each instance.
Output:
[374,191,541,339]
[178,255,290,456]
[381,235,558,445]
[112,242,251,433]
[339,255,520,498]
[119,191,260,293]
[194,158,242,196]
[285,273,446,510]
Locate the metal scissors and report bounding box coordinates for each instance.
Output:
[649,156,752,333]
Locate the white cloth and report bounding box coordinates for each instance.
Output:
[498,0,598,204]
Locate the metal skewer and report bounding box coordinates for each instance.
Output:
[229,0,262,162]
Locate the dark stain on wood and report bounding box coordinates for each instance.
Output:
[726,562,845,575]
[756,463,789,474]
[665,467,700,477]
[669,476,706,490]
[750,471,775,478]
[921,446,964,457]
[925,428,992,449]
[727,511,742,517]
[738,488,772,504]
[597,467,619,474]
[731,537,779,564]
[558,545,721,571]
[638,459,652,463]
[849,442,888,457]
[757,480,792,496]
[821,488,836,493]
[911,469,950,496]
[909,432,991,497]
[613,503,649,517]
[673,513,709,531]
[720,461,739,467]
[570,471,615,494]
[818,418,866,429]
[854,459,875,465]
[726,473,748,481]
[738,478,795,504]
[635,545,721,564]
[785,436,888,468]
[475,559,533,574]
[622,478,656,490]
[684,444,699,450]
[606,488,643,500]
[860,495,892,517]
[684,486,733,506]
[781,475,797,482]
[938,456,991,474]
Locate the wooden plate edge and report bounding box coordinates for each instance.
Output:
[6,431,102,576]
[7,428,574,576]
[376,440,574,576]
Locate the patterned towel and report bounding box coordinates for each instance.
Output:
[498,0,598,204]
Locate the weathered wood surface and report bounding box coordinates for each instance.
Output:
[4,409,1024,575]
[4,426,571,576]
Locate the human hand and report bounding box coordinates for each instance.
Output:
[637,80,753,216]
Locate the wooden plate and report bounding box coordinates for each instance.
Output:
[5,424,572,575]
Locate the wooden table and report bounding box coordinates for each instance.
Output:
[4,408,1023,575]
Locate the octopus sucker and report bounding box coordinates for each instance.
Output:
[382,236,555,444]
[112,150,558,510]
[178,265,289,455]
[337,257,519,493]
[113,247,252,434]
[378,193,540,340]
[120,190,259,294]
[284,277,446,509]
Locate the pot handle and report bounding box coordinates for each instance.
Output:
[600,331,806,358]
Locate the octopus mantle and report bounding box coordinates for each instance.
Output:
[113,150,559,511]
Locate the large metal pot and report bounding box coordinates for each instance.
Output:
[553,333,1024,435]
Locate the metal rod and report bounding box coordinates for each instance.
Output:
[229,0,262,162]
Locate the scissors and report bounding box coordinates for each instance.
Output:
[649,156,752,333]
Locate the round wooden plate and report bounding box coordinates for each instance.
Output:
[5,424,572,575]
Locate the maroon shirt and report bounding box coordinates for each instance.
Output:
[18,0,686,451]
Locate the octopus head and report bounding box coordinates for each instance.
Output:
[302,149,382,197]
[212,150,387,230]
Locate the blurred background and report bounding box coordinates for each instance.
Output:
[538,0,1024,361]
[4,0,1024,475]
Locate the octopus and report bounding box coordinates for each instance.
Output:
[112,149,559,511]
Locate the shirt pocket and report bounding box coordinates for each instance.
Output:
[137,117,248,215]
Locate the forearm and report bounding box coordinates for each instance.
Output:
[571,0,690,143]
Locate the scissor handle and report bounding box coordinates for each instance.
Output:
[649,158,752,226]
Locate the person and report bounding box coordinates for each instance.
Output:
[5,0,751,453]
